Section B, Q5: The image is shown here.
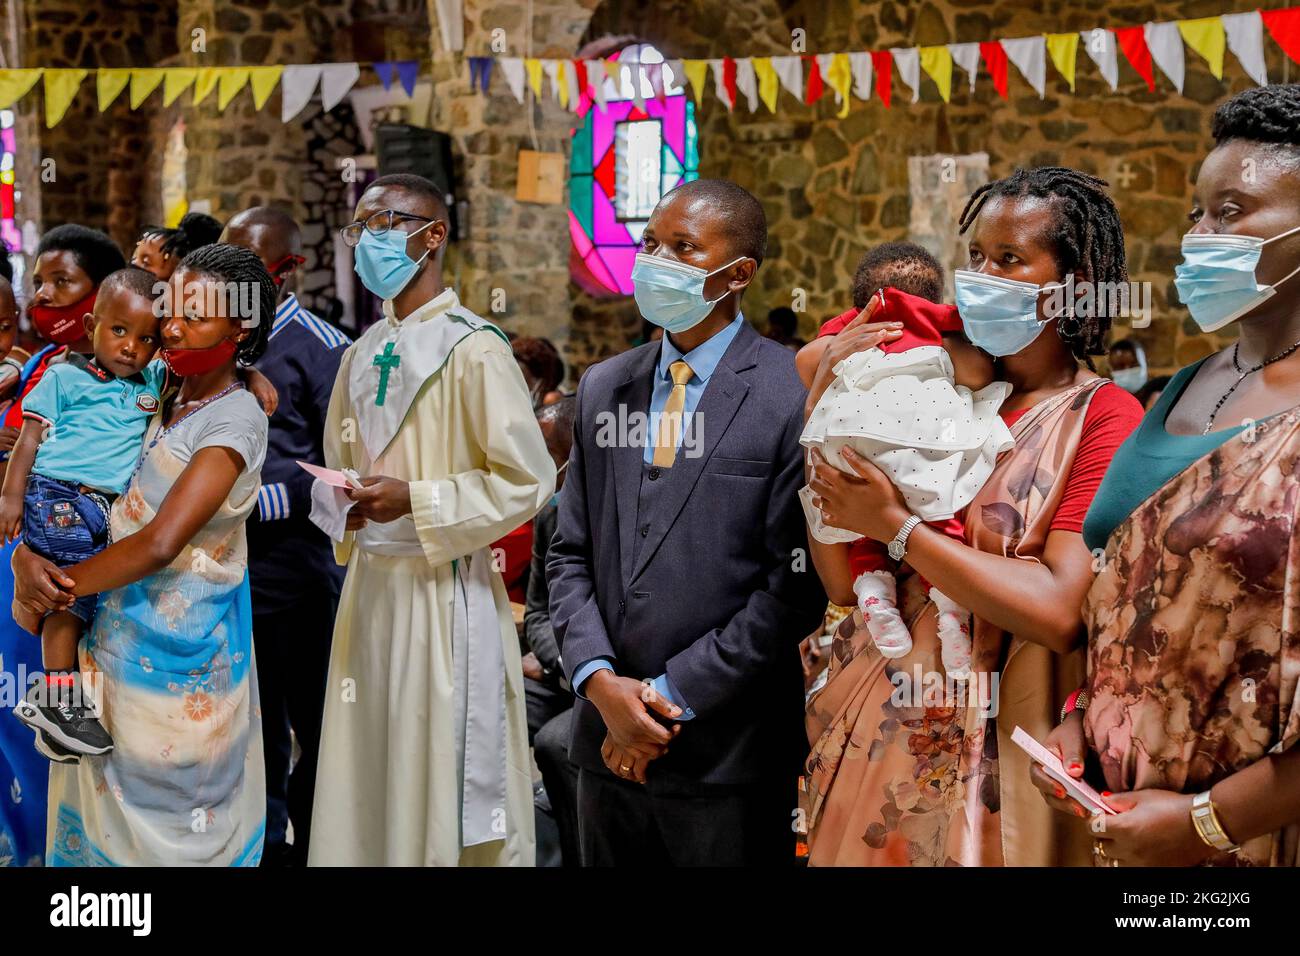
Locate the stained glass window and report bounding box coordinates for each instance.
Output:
[1,109,19,279]
[569,45,699,297]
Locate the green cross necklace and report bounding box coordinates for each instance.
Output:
[372,341,401,406]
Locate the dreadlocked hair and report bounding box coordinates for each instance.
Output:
[140,212,224,261]
[957,166,1128,370]
[176,243,275,366]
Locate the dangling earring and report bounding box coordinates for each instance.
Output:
[1056,310,1083,343]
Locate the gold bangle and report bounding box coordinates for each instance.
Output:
[1190,790,1241,853]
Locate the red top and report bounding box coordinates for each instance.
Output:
[3,345,65,430]
[492,519,534,605]
[1000,382,1143,533]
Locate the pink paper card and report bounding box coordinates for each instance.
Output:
[297,460,361,489]
[1011,725,1116,815]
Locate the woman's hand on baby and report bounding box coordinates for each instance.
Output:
[806,447,911,542]
[806,296,903,415]
[10,542,74,617]
[0,494,22,543]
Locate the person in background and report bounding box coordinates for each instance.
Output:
[523,396,579,866]
[0,273,28,408]
[764,306,805,352]
[1133,374,1171,411]
[513,335,566,409]
[221,206,349,867]
[130,212,224,281]
[1106,338,1147,394]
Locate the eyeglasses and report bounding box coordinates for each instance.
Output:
[340,209,437,248]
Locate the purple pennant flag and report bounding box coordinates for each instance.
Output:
[395,60,419,97]
[468,56,493,93]
[374,61,396,91]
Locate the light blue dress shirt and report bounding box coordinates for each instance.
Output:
[571,312,746,719]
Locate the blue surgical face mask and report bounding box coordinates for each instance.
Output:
[1174,224,1300,333]
[354,220,435,300]
[1111,367,1147,393]
[632,253,748,334]
[954,270,1067,357]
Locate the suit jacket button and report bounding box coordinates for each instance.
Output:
[649,467,661,480]
[618,600,626,613]
[640,524,649,537]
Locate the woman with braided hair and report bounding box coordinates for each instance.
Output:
[803,166,1143,865]
[11,242,273,865]
[1033,85,1300,867]
[130,211,225,281]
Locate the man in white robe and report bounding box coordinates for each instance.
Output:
[308,174,554,866]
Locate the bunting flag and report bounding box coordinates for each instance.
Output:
[948,41,980,93]
[0,69,41,110]
[681,59,708,106]
[318,63,360,111]
[524,58,543,99]
[248,66,283,110]
[1177,17,1226,79]
[1222,11,1268,85]
[96,68,130,111]
[918,45,952,103]
[1002,36,1046,98]
[1145,20,1186,93]
[1080,27,1119,91]
[541,59,564,107]
[813,53,835,104]
[871,50,892,108]
[44,69,87,127]
[709,59,733,110]
[891,47,920,103]
[734,56,758,111]
[847,51,873,100]
[804,55,824,104]
[374,60,419,97]
[1116,25,1155,92]
[1045,33,1079,90]
[722,57,738,111]
[217,68,252,110]
[162,68,197,107]
[281,64,323,121]
[577,59,595,109]
[1262,7,1300,64]
[129,68,166,109]
[572,58,590,108]
[770,55,803,103]
[753,56,779,112]
[468,56,491,93]
[584,59,606,110]
[190,68,220,107]
[979,41,1009,98]
[825,52,853,116]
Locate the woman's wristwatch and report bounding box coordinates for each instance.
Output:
[1190,790,1241,853]
[1059,687,1089,723]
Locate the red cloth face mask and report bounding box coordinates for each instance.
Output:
[30,290,97,345]
[160,337,238,376]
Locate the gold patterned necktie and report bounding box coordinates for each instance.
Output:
[652,359,694,467]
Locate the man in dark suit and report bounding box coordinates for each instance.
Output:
[547,179,826,866]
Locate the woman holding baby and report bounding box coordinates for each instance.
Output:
[802,167,1142,866]
[10,243,273,866]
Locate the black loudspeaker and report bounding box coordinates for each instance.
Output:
[375,124,461,238]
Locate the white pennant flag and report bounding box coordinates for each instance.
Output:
[1079,28,1119,91]
[431,0,464,52]
[891,47,920,103]
[585,59,607,109]
[948,41,980,92]
[280,64,322,122]
[320,63,360,112]
[627,57,646,110]
[814,53,839,104]
[734,57,759,111]
[1145,21,1185,93]
[566,61,582,111]
[1001,36,1046,98]
[541,59,562,103]
[500,57,526,104]
[770,55,803,103]
[1221,11,1268,86]
[708,58,731,109]
[847,51,873,99]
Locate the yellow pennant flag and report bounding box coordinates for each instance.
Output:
[44,69,88,127]
[826,53,853,116]
[96,69,130,111]
[1177,16,1225,80]
[556,61,570,109]
[524,58,543,98]
[217,68,251,110]
[248,66,283,110]
[753,57,779,112]
[1045,33,1080,90]
[129,68,165,109]
[0,69,43,110]
[602,58,621,86]
[162,68,197,107]
[681,59,708,106]
[192,67,220,106]
[918,46,953,103]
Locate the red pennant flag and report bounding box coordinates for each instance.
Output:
[870,50,891,108]
[1115,25,1155,92]
[1262,7,1300,65]
[979,41,1008,99]
[805,55,824,104]
[722,56,737,111]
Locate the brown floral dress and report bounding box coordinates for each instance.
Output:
[1084,409,1300,866]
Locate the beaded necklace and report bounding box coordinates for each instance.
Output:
[1203,339,1300,435]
